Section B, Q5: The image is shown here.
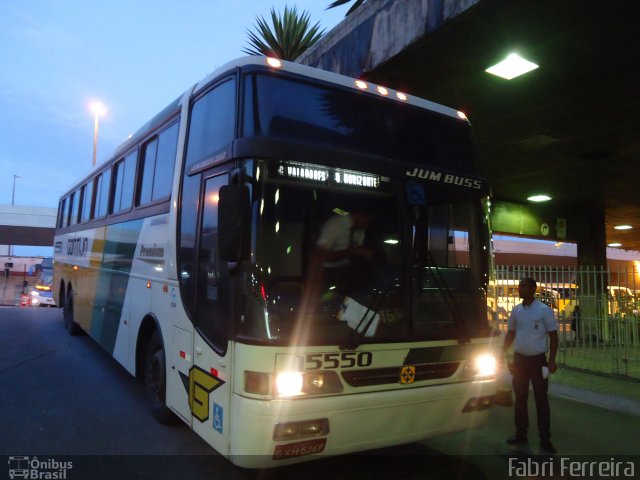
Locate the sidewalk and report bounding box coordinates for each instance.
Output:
[502,367,640,417]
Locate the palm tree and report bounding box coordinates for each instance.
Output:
[327,0,367,16]
[243,6,324,61]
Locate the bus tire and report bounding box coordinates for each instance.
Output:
[145,330,176,424]
[63,289,81,336]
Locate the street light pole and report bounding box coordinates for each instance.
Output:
[9,174,19,256]
[92,113,99,167]
[11,174,19,205]
[89,101,106,167]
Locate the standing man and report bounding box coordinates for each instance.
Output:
[503,277,558,454]
[314,209,374,295]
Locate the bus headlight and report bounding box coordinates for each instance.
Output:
[473,354,497,377]
[274,371,344,397]
[275,372,304,397]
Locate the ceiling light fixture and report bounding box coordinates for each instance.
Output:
[527,195,551,202]
[486,53,539,80]
[614,225,632,230]
[608,243,622,247]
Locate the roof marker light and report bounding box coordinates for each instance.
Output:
[266,57,282,68]
[377,86,388,96]
[355,80,368,90]
[396,92,408,101]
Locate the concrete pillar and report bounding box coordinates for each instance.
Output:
[575,208,609,342]
[576,208,607,268]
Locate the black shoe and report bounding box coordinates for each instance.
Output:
[540,441,557,454]
[506,435,527,445]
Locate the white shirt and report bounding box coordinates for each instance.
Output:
[507,299,558,356]
[316,214,365,268]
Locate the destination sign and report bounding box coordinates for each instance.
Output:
[275,161,386,191]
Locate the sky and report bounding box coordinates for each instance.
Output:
[0,0,348,255]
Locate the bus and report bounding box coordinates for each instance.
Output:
[53,56,500,467]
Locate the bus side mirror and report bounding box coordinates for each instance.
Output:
[218,184,250,262]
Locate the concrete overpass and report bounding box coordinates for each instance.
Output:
[299,0,640,266]
[0,205,56,253]
[3,1,638,264]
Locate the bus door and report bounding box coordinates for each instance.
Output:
[191,172,233,456]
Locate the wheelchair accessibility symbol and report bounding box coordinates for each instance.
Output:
[406,182,426,206]
[213,403,223,434]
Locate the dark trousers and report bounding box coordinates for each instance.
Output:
[512,352,551,441]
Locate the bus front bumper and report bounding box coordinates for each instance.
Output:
[229,378,497,468]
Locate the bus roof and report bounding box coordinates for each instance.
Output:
[193,56,467,122]
[66,56,471,198]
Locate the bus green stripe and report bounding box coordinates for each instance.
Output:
[90,219,144,354]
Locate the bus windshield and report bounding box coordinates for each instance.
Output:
[238,159,490,346]
[243,72,476,170]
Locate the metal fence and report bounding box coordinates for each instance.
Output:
[491,265,640,379]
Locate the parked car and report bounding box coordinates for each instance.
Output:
[491,279,559,319]
[546,283,579,318]
[608,286,638,317]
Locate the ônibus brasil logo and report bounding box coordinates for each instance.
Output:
[8,456,72,479]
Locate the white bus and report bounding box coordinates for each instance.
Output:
[53,57,500,467]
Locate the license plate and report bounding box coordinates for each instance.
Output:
[272,438,327,460]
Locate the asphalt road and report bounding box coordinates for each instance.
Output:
[1,307,638,480]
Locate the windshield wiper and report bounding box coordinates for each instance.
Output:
[422,252,470,344]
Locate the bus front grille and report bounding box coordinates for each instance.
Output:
[341,362,460,387]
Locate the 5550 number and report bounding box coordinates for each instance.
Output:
[303,352,372,370]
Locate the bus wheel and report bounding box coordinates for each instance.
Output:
[63,290,80,336]
[145,331,176,424]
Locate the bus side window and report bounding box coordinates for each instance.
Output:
[139,138,158,206]
[80,181,93,223]
[58,198,67,228]
[68,190,79,226]
[139,121,178,206]
[179,78,236,320]
[196,174,230,354]
[94,169,111,218]
[184,78,236,172]
[112,150,137,214]
[152,122,178,200]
